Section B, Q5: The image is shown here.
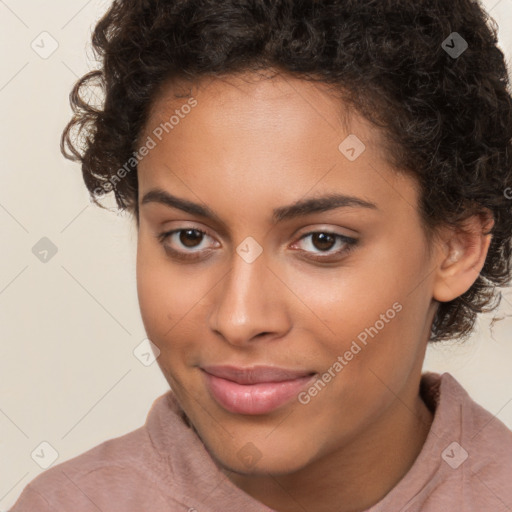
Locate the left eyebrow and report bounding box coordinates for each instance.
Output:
[271,193,378,223]
[140,188,378,224]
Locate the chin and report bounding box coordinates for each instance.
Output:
[203,432,317,477]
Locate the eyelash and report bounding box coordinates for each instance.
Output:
[156,227,358,262]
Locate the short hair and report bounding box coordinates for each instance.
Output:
[61,0,512,343]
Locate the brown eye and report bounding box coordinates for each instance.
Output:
[156,226,219,262]
[179,229,204,248]
[293,231,358,261]
[310,232,337,252]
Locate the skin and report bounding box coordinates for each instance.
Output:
[135,70,492,512]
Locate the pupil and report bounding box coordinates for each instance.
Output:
[180,229,202,248]
[313,233,335,251]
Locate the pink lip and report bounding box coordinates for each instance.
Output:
[201,365,316,415]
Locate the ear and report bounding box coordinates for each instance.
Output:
[432,210,494,303]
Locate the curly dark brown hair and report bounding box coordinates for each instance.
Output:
[61,0,512,343]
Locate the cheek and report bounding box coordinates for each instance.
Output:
[283,233,429,366]
[136,237,185,344]
[282,260,400,340]
[135,234,218,357]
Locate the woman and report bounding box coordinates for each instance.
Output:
[10,0,512,510]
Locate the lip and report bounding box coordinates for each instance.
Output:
[201,365,317,415]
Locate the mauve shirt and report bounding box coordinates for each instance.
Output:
[9,372,512,511]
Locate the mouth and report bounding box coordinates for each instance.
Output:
[200,365,317,415]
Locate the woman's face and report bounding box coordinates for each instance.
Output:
[136,71,439,475]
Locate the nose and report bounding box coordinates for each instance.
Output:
[208,247,291,347]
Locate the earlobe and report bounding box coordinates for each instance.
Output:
[432,212,494,303]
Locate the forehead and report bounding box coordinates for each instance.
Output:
[148,70,359,140]
[138,71,420,220]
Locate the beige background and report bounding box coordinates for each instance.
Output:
[1,0,512,509]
